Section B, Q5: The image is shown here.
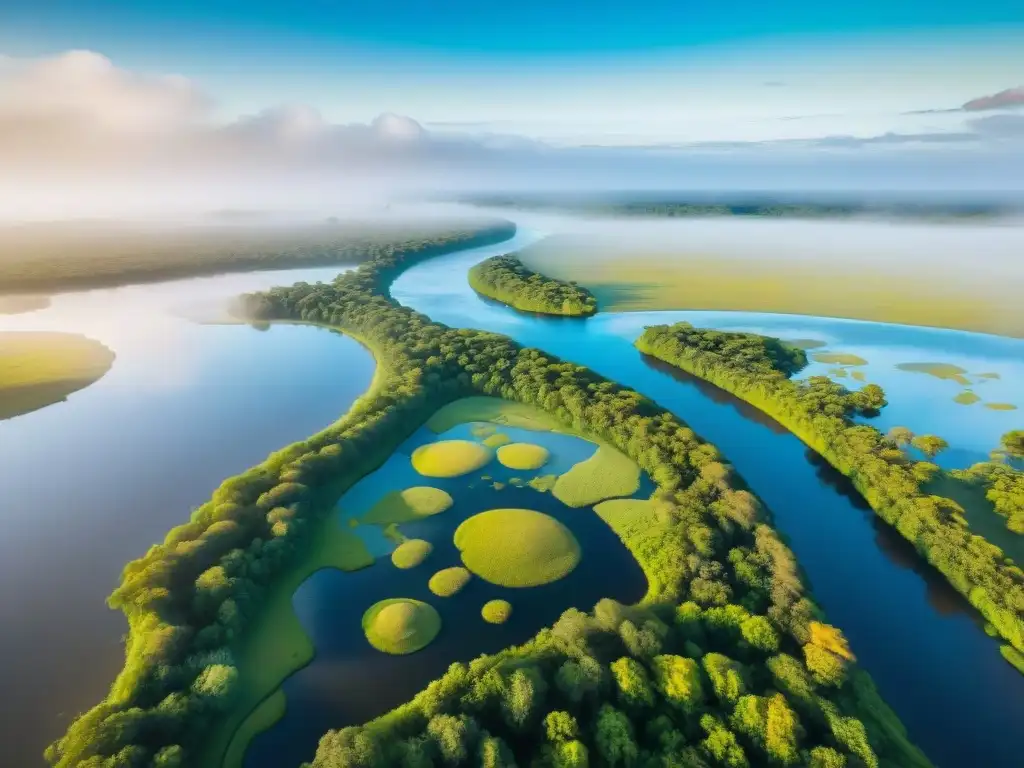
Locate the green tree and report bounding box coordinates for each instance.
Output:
[503,668,546,730]
[427,714,477,765]
[651,654,704,713]
[478,733,516,768]
[765,693,801,764]
[594,705,639,767]
[887,426,914,447]
[610,657,655,709]
[911,434,948,459]
[740,615,779,653]
[545,711,579,743]
[553,740,590,768]
[703,653,746,705]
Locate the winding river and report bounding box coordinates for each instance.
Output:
[4,221,1024,767]
[390,230,1024,768]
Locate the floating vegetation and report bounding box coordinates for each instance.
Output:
[528,474,558,492]
[428,567,472,597]
[896,362,971,386]
[828,368,848,378]
[553,444,641,508]
[953,392,981,406]
[426,397,559,434]
[509,477,525,487]
[391,539,433,569]
[482,433,511,448]
[497,442,551,470]
[851,371,866,382]
[470,423,498,438]
[411,440,492,478]
[481,599,513,625]
[362,599,441,655]
[985,403,1018,411]
[812,352,868,366]
[454,509,581,587]
[361,487,453,525]
[784,338,828,350]
[977,372,1001,380]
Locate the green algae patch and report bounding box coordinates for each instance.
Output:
[812,352,867,366]
[985,402,1017,411]
[455,509,581,587]
[411,440,492,478]
[482,599,513,624]
[851,371,866,382]
[829,368,848,378]
[362,486,453,525]
[427,396,560,433]
[977,372,1001,380]
[492,481,506,490]
[483,432,511,448]
[471,423,498,438]
[363,598,442,655]
[552,444,641,508]
[896,362,971,385]
[784,338,828,350]
[392,539,433,569]
[954,391,981,406]
[1,331,116,420]
[428,566,472,597]
[498,442,551,470]
[222,689,286,768]
[529,474,558,492]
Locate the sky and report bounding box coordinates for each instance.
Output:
[1,2,1023,216]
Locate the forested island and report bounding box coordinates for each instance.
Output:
[48,223,931,768]
[468,254,598,316]
[0,331,115,420]
[636,323,1024,668]
[0,219,515,293]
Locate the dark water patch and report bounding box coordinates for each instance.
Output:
[245,481,648,768]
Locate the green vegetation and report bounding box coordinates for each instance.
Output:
[637,322,1024,659]
[954,391,981,405]
[553,444,642,507]
[0,219,516,293]
[851,371,866,382]
[222,689,285,768]
[362,486,452,524]
[496,442,550,470]
[528,474,559,492]
[482,432,511,447]
[977,372,1001,380]
[952,431,1024,534]
[481,599,513,624]
[812,352,867,366]
[426,396,560,433]
[391,539,434,569]
[1002,645,1024,674]
[784,338,827,350]
[362,599,442,655]
[985,403,1017,411]
[896,362,972,386]
[428,567,472,597]
[0,294,49,314]
[52,215,930,768]
[469,254,598,316]
[361,486,453,525]
[455,509,581,587]
[0,332,115,420]
[412,440,493,478]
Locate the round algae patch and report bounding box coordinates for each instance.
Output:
[412,440,492,478]
[362,598,441,654]
[482,599,512,624]
[392,539,433,569]
[497,443,551,471]
[454,509,580,588]
[362,486,453,525]
[429,566,472,597]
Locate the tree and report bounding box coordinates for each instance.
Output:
[427,714,477,765]
[503,668,545,730]
[997,429,1024,467]
[478,733,516,768]
[553,740,590,768]
[555,657,603,703]
[804,645,847,687]
[765,693,801,764]
[887,426,914,447]
[594,705,638,767]
[545,711,579,743]
[651,654,704,713]
[703,653,746,705]
[740,615,779,653]
[610,657,655,709]
[911,434,948,460]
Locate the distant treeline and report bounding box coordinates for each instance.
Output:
[636,322,1024,663]
[468,254,598,316]
[0,219,516,294]
[458,194,1016,220]
[48,221,930,767]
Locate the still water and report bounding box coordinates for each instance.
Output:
[390,236,1024,768]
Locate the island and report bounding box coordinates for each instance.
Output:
[0,331,115,420]
[468,253,598,316]
[45,228,935,768]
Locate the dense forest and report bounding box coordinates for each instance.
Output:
[953,430,1024,534]
[636,322,1024,666]
[47,225,933,768]
[457,194,1012,221]
[0,219,515,293]
[468,254,598,317]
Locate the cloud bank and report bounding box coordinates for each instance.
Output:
[1,50,1023,218]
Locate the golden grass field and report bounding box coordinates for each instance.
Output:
[454,509,581,587]
[361,486,453,525]
[552,444,641,508]
[362,598,442,655]
[411,440,493,478]
[496,442,550,470]
[0,331,115,420]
